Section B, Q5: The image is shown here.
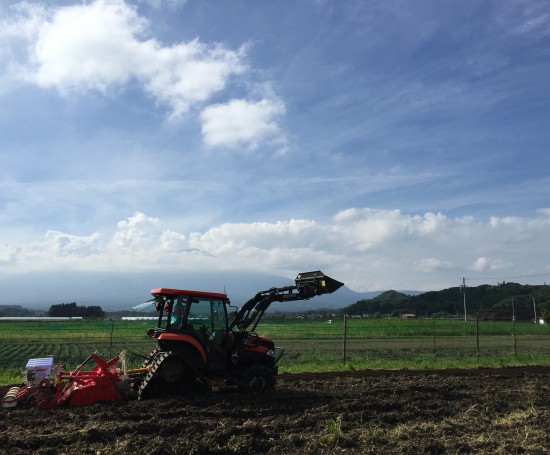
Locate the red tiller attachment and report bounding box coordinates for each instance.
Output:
[2,353,134,409]
[47,353,124,408]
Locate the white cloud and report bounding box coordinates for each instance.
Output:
[0,243,19,264]
[159,230,186,252]
[510,5,550,37]
[330,208,449,252]
[110,211,160,250]
[0,0,289,150]
[44,230,102,257]
[145,41,248,119]
[200,98,287,151]
[0,0,247,118]
[2,208,550,292]
[418,258,454,273]
[32,0,146,91]
[187,219,318,254]
[137,0,187,8]
[471,256,514,273]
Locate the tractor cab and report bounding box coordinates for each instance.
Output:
[147,289,231,370]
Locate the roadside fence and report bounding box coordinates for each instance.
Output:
[0,317,549,370]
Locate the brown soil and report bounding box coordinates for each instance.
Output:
[1,367,549,454]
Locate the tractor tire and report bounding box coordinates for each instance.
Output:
[132,349,161,393]
[140,348,160,369]
[137,351,187,400]
[137,351,210,400]
[238,364,276,393]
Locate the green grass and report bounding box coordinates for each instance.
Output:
[277,352,550,374]
[0,318,548,385]
[0,318,547,341]
[0,369,24,385]
[260,317,550,338]
[0,320,150,341]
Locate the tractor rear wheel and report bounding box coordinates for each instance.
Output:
[157,354,186,383]
[137,351,188,400]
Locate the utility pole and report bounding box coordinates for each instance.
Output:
[461,277,467,322]
[533,297,537,324]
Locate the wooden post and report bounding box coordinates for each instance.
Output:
[109,318,115,358]
[476,316,480,359]
[513,315,517,360]
[432,317,436,352]
[343,315,348,363]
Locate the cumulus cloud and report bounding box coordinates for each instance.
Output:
[187,219,319,255]
[159,230,186,252]
[31,0,147,91]
[200,98,287,152]
[44,230,102,257]
[110,211,160,250]
[0,0,246,119]
[0,242,19,264]
[0,0,290,151]
[2,208,550,292]
[331,208,448,252]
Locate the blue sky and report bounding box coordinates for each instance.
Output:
[0,0,549,294]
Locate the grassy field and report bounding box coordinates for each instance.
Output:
[1,318,549,384]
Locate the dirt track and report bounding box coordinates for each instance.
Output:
[1,367,549,454]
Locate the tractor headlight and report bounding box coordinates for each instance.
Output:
[266,349,275,358]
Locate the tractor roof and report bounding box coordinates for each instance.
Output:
[150,288,227,300]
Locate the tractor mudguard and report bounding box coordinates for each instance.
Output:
[157,332,207,364]
[170,343,208,379]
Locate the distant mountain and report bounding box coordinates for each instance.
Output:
[0,305,39,317]
[268,286,381,312]
[0,270,427,314]
[342,290,411,315]
[0,270,379,312]
[0,270,290,310]
[372,290,411,302]
[341,283,550,320]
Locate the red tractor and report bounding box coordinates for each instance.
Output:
[136,271,343,399]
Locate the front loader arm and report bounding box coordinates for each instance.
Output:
[230,271,343,332]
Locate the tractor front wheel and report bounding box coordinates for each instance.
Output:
[238,365,276,392]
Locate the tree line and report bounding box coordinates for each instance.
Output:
[342,283,550,321]
[47,302,104,319]
[0,305,36,318]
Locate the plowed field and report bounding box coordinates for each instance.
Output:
[1,367,549,454]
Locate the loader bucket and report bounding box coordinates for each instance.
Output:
[295,271,344,297]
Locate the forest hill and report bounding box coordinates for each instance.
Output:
[341,282,550,321]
